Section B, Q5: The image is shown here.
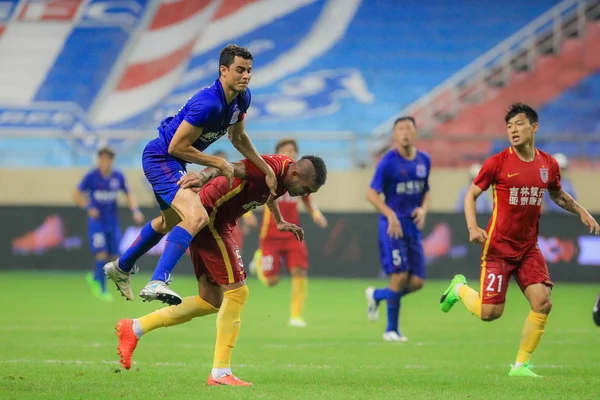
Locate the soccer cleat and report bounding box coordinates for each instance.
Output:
[288,317,307,328]
[115,319,138,370]
[207,373,253,386]
[382,331,408,342]
[139,280,182,305]
[508,364,542,378]
[86,272,102,298]
[440,274,467,313]
[100,291,114,302]
[104,259,135,301]
[593,293,600,327]
[365,287,379,321]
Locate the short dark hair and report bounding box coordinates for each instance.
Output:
[505,102,538,124]
[275,138,298,153]
[300,155,327,187]
[393,116,416,127]
[219,44,253,72]
[97,147,115,158]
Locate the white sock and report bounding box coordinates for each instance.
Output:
[211,368,231,379]
[454,283,465,297]
[132,319,144,339]
[513,362,524,369]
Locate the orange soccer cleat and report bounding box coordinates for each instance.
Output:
[207,373,253,387]
[115,319,138,370]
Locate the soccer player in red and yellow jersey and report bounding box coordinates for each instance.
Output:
[440,103,600,377]
[113,154,327,386]
[251,139,328,327]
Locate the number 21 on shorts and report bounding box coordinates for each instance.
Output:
[486,273,503,292]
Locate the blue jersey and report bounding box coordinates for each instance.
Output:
[156,79,251,159]
[370,149,431,221]
[78,169,128,227]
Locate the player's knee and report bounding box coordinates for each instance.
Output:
[266,276,279,287]
[186,207,209,233]
[95,252,108,261]
[533,297,552,314]
[225,284,250,303]
[480,308,503,321]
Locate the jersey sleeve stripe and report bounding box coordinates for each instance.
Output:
[479,184,499,294]
[281,159,291,176]
[207,182,246,284]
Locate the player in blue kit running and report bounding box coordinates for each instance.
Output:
[365,116,431,341]
[74,147,145,301]
[104,44,278,305]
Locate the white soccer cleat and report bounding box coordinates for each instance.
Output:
[365,287,379,321]
[139,280,182,305]
[382,331,408,342]
[104,259,135,301]
[288,317,307,328]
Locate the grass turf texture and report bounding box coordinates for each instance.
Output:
[1,271,599,399]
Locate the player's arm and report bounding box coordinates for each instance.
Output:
[177,161,247,192]
[169,121,235,186]
[412,190,429,230]
[301,196,327,228]
[228,119,277,196]
[123,190,145,225]
[464,183,489,244]
[266,197,304,241]
[366,188,402,239]
[548,189,600,234]
[74,175,99,219]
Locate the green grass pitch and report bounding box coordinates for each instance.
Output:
[1,271,599,399]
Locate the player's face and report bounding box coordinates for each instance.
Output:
[221,56,252,93]
[277,143,298,159]
[97,154,113,173]
[506,113,537,147]
[286,171,319,197]
[393,120,417,148]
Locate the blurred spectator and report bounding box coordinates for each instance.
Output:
[544,153,577,213]
[454,163,493,213]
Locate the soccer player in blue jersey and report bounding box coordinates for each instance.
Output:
[365,116,431,341]
[105,44,278,306]
[74,147,145,301]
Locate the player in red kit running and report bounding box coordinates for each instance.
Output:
[439,103,600,378]
[250,139,328,327]
[113,154,327,386]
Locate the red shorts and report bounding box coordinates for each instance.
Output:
[480,245,553,305]
[189,225,246,285]
[259,238,308,278]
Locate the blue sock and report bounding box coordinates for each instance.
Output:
[385,291,401,333]
[373,287,395,303]
[119,222,164,272]
[150,226,193,282]
[94,259,106,292]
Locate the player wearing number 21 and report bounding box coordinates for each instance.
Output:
[440,103,600,377]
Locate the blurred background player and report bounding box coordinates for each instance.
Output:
[249,139,328,327]
[114,154,326,386]
[544,153,578,213]
[440,103,600,377]
[74,147,144,301]
[455,163,493,213]
[365,116,431,342]
[594,293,600,327]
[104,44,277,306]
[212,150,258,257]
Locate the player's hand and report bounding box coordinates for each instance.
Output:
[219,160,235,188]
[386,213,403,239]
[87,207,99,219]
[132,209,145,225]
[265,166,278,198]
[276,221,304,242]
[580,211,600,235]
[411,207,427,230]
[312,211,328,229]
[177,172,204,193]
[468,226,489,244]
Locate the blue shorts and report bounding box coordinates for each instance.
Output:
[142,138,187,210]
[88,220,121,255]
[378,217,426,279]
